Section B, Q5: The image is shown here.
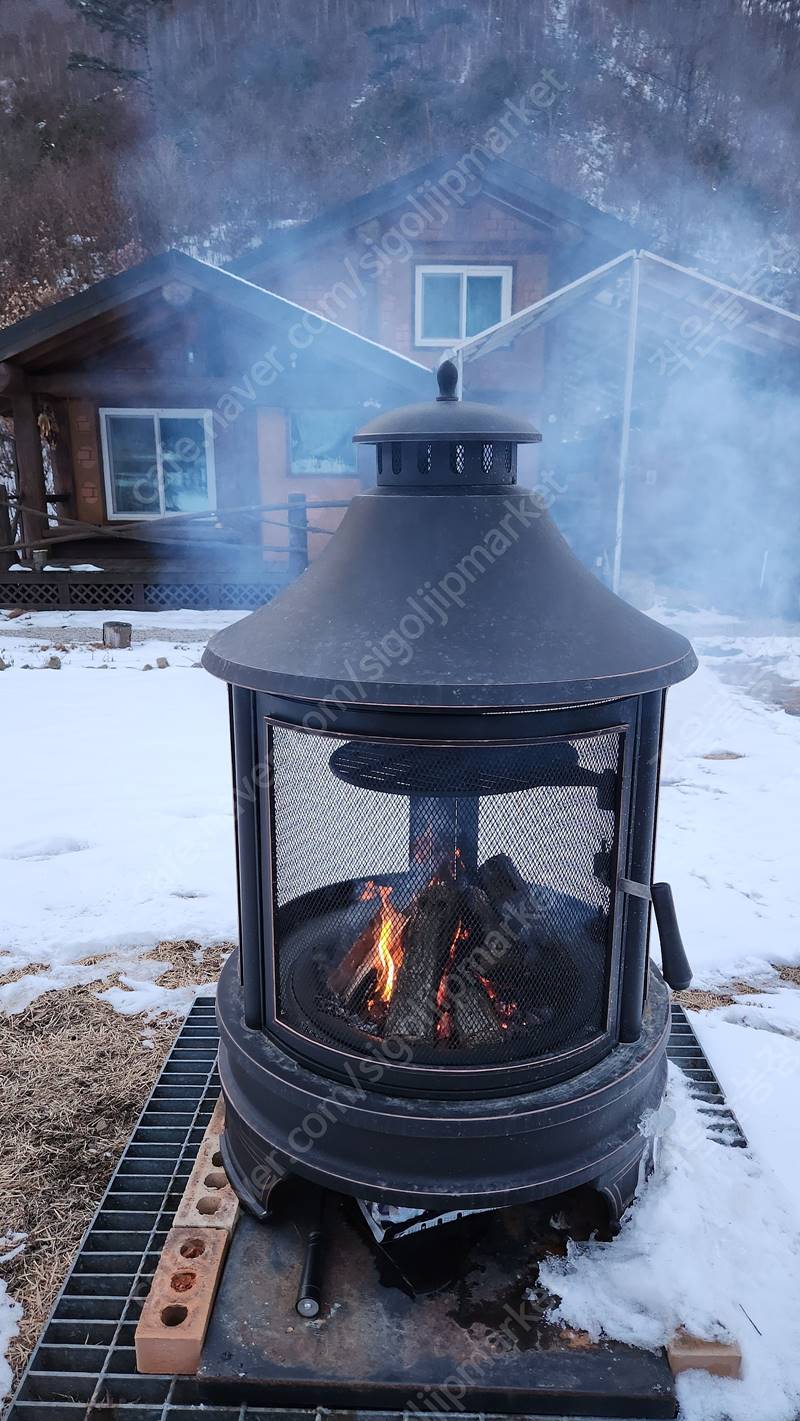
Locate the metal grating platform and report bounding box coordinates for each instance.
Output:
[5,998,745,1421]
[665,1003,747,1148]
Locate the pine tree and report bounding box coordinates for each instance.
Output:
[65,0,172,89]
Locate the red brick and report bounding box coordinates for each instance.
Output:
[135,1226,228,1375]
[667,1329,742,1379]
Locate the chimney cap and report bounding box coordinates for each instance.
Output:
[353,360,541,445]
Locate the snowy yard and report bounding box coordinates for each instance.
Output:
[1,606,800,1418]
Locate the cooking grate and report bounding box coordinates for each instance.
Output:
[5,999,744,1421]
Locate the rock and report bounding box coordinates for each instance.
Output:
[0,657,8,670]
[142,663,153,671]
[45,655,61,670]
[156,656,169,669]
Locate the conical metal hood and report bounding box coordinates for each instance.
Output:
[203,365,696,708]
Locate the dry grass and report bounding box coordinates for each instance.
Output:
[0,940,232,1393]
[674,977,766,1011]
[674,986,738,1010]
[145,938,231,992]
[675,967,800,1012]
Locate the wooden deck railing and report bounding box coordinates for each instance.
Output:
[0,492,352,612]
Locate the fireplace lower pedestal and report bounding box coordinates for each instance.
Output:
[199,1152,678,1420]
[217,952,670,1225]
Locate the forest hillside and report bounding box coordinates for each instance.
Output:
[1,0,799,323]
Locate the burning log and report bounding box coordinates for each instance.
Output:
[477,853,531,918]
[450,971,504,1046]
[431,884,507,1048]
[385,881,459,1040]
[440,883,512,1046]
[329,915,378,1000]
[347,966,379,1017]
[328,880,407,1015]
[455,882,500,946]
[479,853,600,957]
[477,853,600,1032]
[478,852,568,957]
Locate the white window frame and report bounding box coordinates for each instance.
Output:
[414,264,513,347]
[99,408,217,520]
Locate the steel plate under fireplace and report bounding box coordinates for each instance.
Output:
[203,359,697,1229]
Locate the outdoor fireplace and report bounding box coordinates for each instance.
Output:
[203,360,697,1227]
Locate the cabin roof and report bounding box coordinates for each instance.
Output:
[231,154,647,277]
[0,249,430,388]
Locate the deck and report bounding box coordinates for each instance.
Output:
[0,556,295,612]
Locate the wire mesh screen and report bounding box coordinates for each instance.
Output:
[269,723,622,1069]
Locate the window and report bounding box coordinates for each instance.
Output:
[290,410,358,475]
[100,409,216,519]
[415,265,512,346]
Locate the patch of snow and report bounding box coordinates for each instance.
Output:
[1,608,248,631]
[0,1234,26,1265]
[694,634,800,688]
[1,835,90,862]
[539,1065,800,1421]
[98,977,212,1019]
[644,594,751,627]
[0,1287,21,1400]
[0,636,206,670]
[691,1007,800,1230]
[0,644,237,1013]
[657,660,800,984]
[41,563,104,573]
[715,985,800,1041]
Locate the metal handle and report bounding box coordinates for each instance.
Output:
[295,1191,327,1318]
[651,882,692,991]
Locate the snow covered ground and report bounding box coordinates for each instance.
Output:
[1,607,799,1416]
[0,631,236,1015]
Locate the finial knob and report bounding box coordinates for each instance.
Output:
[436,358,459,402]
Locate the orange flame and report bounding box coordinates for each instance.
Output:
[361,882,405,1005]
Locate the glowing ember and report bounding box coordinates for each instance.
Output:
[478,974,519,1028]
[435,916,469,1040]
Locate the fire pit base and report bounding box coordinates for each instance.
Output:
[216,954,670,1219]
[198,1176,677,1419]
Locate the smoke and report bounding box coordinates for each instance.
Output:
[5,0,799,605]
[464,249,800,620]
[627,333,800,617]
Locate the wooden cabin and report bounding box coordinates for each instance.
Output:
[0,253,429,609]
[0,154,640,610]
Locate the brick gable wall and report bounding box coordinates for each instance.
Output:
[244,190,551,367]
